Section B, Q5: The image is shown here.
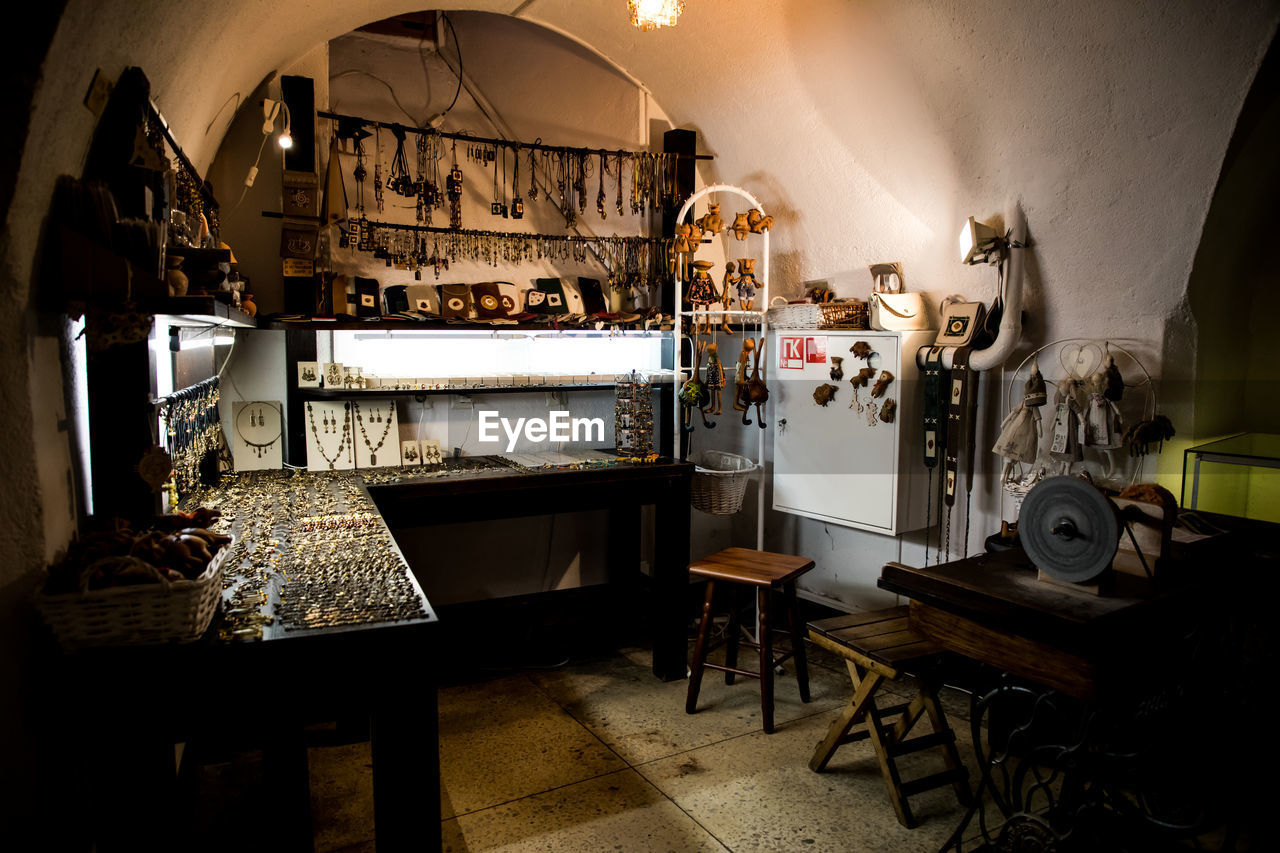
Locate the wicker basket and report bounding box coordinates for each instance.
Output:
[690,450,757,515]
[765,298,822,329]
[36,539,231,651]
[819,300,869,329]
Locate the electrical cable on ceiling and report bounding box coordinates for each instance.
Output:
[441,14,463,116]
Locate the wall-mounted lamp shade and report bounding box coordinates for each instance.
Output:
[959,216,1001,264]
[629,0,684,31]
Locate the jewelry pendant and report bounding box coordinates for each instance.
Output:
[370,453,376,465]
[329,461,335,470]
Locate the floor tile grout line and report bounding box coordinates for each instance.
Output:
[441,765,640,823]
[629,762,736,853]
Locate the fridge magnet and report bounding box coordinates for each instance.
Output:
[813,383,839,407]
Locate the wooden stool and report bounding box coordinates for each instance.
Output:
[807,606,971,828]
[686,547,815,733]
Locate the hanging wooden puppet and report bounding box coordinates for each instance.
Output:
[732,338,755,414]
[705,342,726,415]
[737,337,769,427]
[1049,375,1085,474]
[735,258,760,312]
[679,340,714,431]
[993,362,1048,484]
[686,260,718,336]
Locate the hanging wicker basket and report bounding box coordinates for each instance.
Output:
[690,450,757,515]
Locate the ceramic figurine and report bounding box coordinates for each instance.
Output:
[813,383,839,407]
[829,356,844,381]
[165,255,188,298]
[696,202,724,236]
[747,209,773,233]
[731,212,750,241]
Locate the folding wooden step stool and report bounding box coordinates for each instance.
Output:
[807,606,971,828]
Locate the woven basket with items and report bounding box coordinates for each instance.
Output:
[690,449,757,515]
[36,508,232,650]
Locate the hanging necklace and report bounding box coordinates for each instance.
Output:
[353,401,395,466]
[307,402,350,469]
[236,404,281,459]
[616,151,625,217]
[510,144,524,219]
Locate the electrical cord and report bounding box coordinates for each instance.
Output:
[441,13,463,115]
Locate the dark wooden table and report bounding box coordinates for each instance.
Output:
[371,457,694,681]
[877,519,1274,850]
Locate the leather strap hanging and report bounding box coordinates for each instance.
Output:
[922,346,947,469]
[944,347,974,508]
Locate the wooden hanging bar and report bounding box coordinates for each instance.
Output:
[316,109,714,162]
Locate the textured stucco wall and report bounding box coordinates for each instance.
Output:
[1,0,1277,834]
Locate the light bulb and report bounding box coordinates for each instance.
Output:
[278,132,293,150]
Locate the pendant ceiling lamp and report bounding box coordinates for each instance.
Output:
[629,0,684,31]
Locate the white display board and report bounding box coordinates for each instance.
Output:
[350,398,401,468]
[304,400,356,471]
[231,401,284,471]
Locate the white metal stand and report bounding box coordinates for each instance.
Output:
[672,184,770,550]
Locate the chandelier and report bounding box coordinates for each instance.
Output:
[628,0,684,31]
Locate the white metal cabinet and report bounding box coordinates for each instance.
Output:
[771,329,935,534]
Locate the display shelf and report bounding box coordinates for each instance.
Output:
[301,383,615,398]
[166,246,231,265]
[148,296,256,328]
[261,316,672,333]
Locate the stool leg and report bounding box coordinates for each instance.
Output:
[810,663,881,772]
[723,584,740,686]
[686,580,716,714]
[866,695,915,828]
[758,587,775,733]
[921,677,972,806]
[784,582,810,703]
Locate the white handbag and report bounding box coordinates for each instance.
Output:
[868,263,929,331]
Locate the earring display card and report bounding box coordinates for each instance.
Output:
[305,401,356,471]
[421,439,443,465]
[400,439,421,466]
[298,361,321,388]
[323,362,344,388]
[232,401,284,472]
[351,399,400,468]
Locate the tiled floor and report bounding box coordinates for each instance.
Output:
[298,639,978,852]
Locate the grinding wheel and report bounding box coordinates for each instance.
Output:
[1019,476,1119,584]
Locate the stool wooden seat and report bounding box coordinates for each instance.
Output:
[686,547,815,733]
[807,606,971,828]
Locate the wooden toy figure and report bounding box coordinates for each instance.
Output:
[696,202,724,236]
[737,337,769,428]
[686,260,718,335]
[679,341,714,431]
[718,261,738,335]
[704,342,725,415]
[672,223,694,282]
[747,209,774,233]
[735,258,760,311]
[733,338,755,413]
[731,212,750,241]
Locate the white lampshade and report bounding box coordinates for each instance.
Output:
[959,216,1001,265]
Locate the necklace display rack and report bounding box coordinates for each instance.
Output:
[157,376,222,495]
[310,110,710,286]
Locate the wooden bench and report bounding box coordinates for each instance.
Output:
[808,606,971,828]
[686,548,815,733]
